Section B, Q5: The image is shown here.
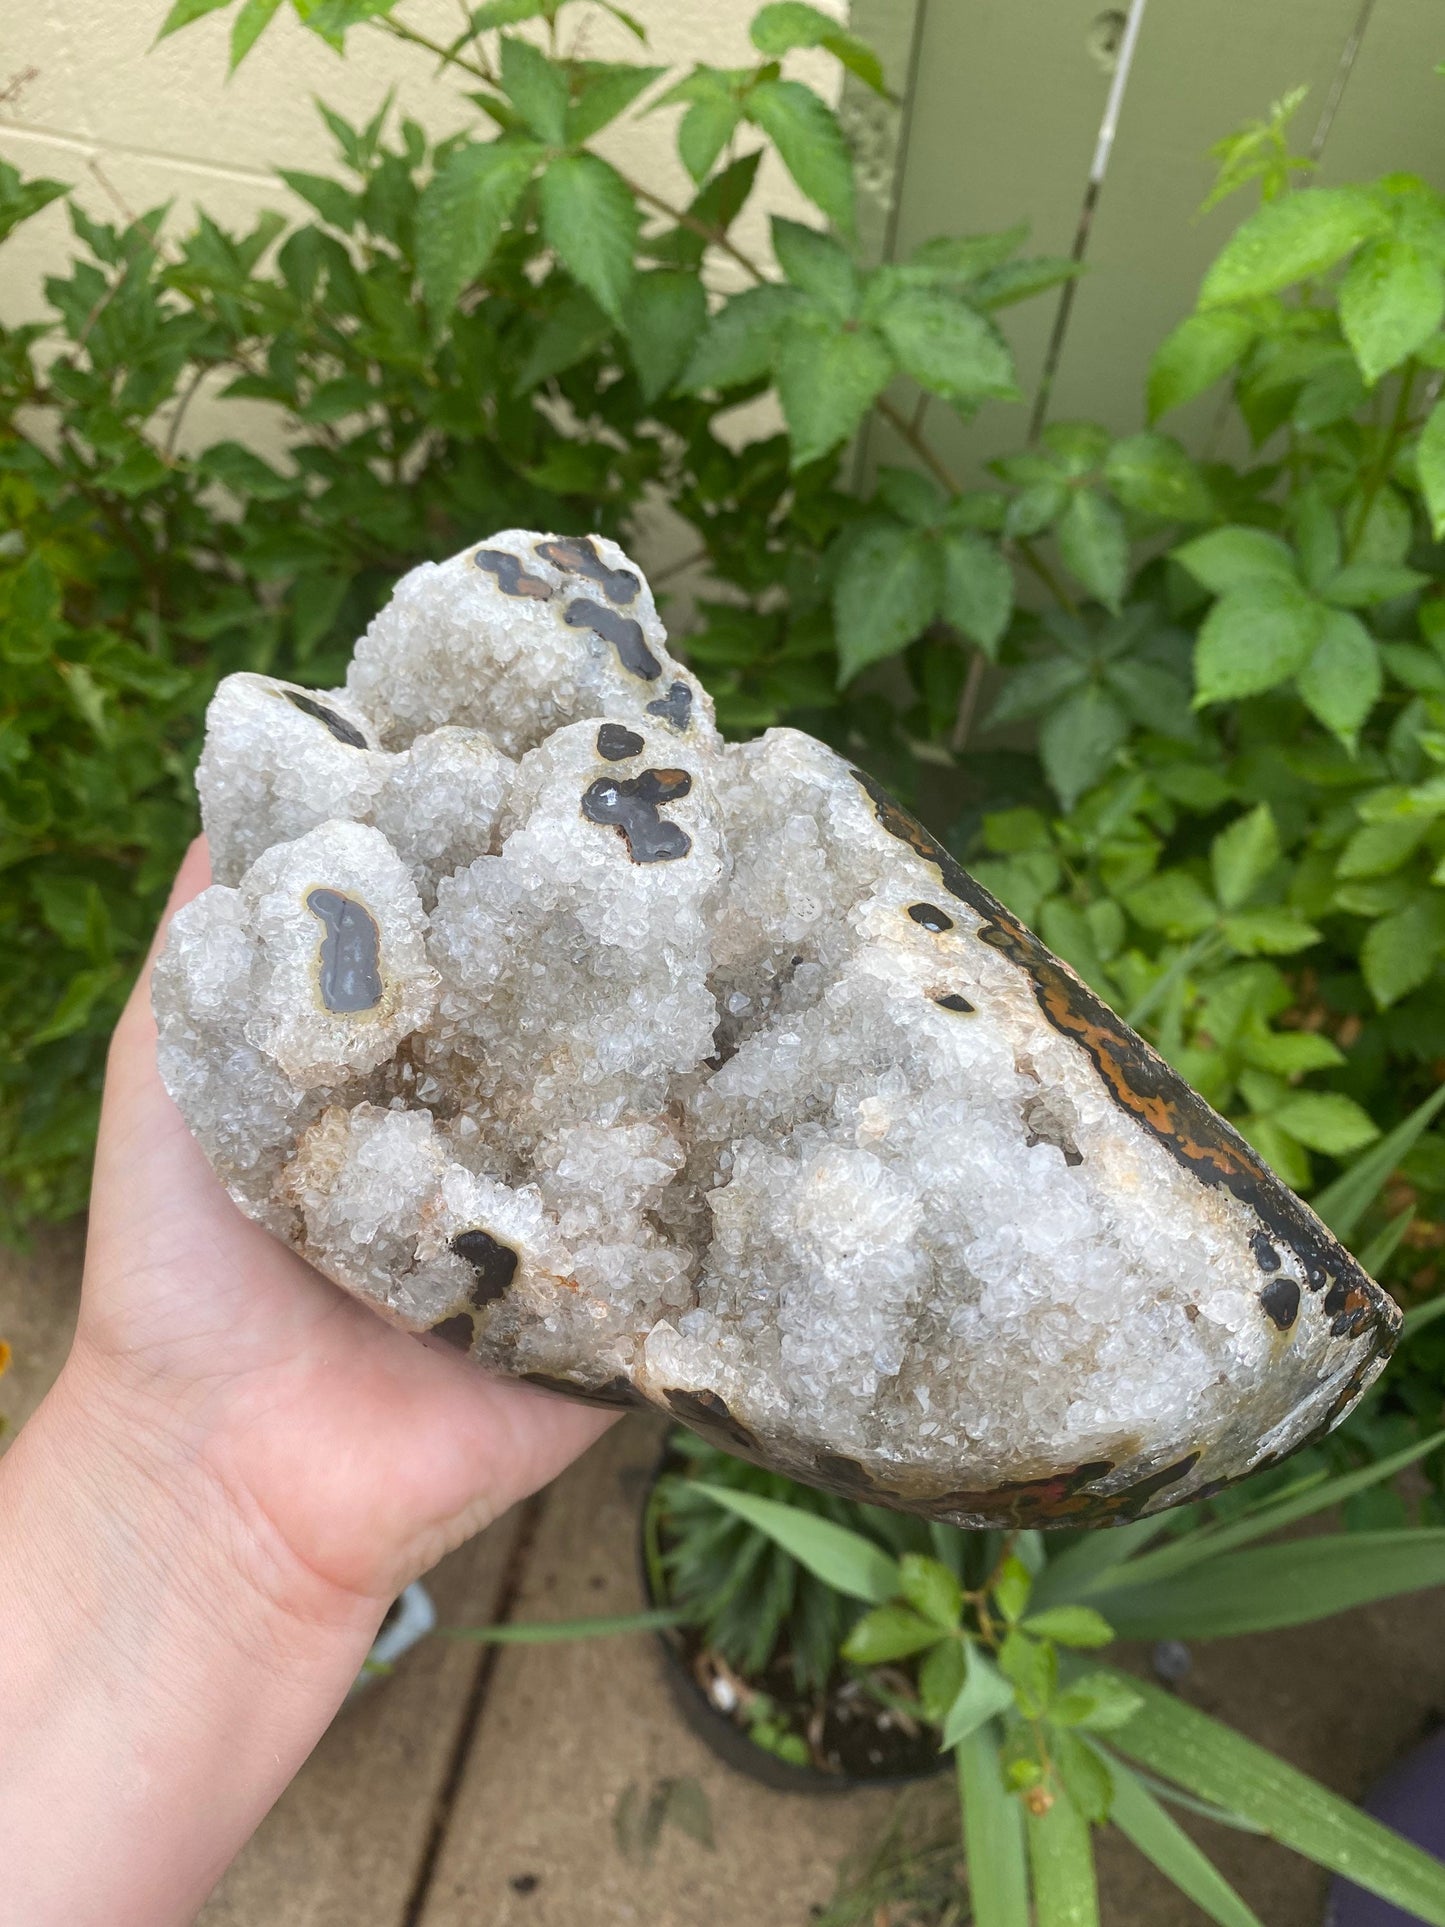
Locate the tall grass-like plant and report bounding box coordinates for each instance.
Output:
[685,1435,1445,1926]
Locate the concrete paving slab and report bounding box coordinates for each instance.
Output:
[414,1415,904,1927]
[198,1507,526,1927]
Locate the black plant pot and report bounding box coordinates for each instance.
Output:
[638,1448,947,1795]
[1325,1726,1445,1925]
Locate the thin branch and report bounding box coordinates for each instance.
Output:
[874,394,960,494]
[1310,0,1379,161]
[370,13,493,82]
[162,365,209,463]
[628,178,768,283]
[1347,361,1416,559]
[950,649,987,753]
[1012,536,1078,616]
[650,544,710,586]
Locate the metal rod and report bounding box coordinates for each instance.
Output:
[1028,0,1149,445]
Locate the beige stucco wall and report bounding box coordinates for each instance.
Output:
[0,0,843,322]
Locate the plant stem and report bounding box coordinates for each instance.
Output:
[950,649,987,753]
[1124,927,1221,1031]
[874,395,960,494]
[628,179,769,281]
[1347,360,1416,559]
[371,13,493,82]
[1013,536,1078,616]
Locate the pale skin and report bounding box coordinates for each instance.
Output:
[0,837,615,1925]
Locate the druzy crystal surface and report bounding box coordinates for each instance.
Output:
[155,531,1400,1526]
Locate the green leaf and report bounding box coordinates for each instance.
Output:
[750,2,888,95]
[680,283,802,390]
[1416,397,1445,539]
[1106,1757,1266,1927]
[771,216,857,316]
[499,34,570,144]
[1052,1731,1114,1824]
[278,169,358,230]
[1340,237,1445,386]
[1029,1516,1172,1610]
[1147,310,1256,421]
[0,168,68,247]
[1314,1085,1445,1237]
[1027,1784,1099,1927]
[1361,892,1445,1007]
[540,153,640,321]
[1104,431,1214,521]
[417,141,539,320]
[442,1607,683,1642]
[566,61,665,143]
[943,1646,1017,1747]
[746,79,855,233]
[156,0,231,37]
[1297,608,1382,744]
[690,1482,901,1602]
[841,1603,946,1664]
[970,257,1080,310]
[1039,683,1129,810]
[1173,526,1298,594]
[229,0,283,67]
[919,1637,967,1723]
[1057,491,1128,611]
[957,1726,1030,1927]
[1218,909,1320,956]
[514,287,612,390]
[1272,1090,1379,1155]
[647,150,759,268]
[1051,1673,1143,1731]
[470,0,547,24]
[1327,561,1429,606]
[1123,871,1218,938]
[833,521,942,681]
[1090,1432,1445,1601]
[622,270,708,402]
[1101,1530,1445,1642]
[899,1551,964,1630]
[1107,1671,1445,1923]
[1210,804,1279,911]
[994,1554,1034,1623]
[1200,187,1388,306]
[776,313,893,466]
[196,440,296,500]
[1021,1605,1114,1649]
[874,288,1017,403]
[1194,580,1325,704]
[940,527,1013,656]
[676,90,742,182]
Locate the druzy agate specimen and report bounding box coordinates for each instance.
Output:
[155,530,1400,1527]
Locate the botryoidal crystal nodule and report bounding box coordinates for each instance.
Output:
[154,530,1400,1528]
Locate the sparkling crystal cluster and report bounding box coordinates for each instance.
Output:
[154,531,1399,1526]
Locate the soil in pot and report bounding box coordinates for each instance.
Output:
[642,1438,946,1791]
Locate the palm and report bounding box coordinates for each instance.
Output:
[78,839,611,1608]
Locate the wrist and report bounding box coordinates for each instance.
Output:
[0,1353,383,1926]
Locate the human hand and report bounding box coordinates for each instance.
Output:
[77,833,613,1618]
[0,836,614,1926]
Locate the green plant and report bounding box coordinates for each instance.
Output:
[695,1427,1445,1927]
[4,10,1445,1481]
[645,1429,901,1695]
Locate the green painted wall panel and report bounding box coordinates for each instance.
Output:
[879,0,1445,479]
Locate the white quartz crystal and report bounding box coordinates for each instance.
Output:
[155,530,1400,1526]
